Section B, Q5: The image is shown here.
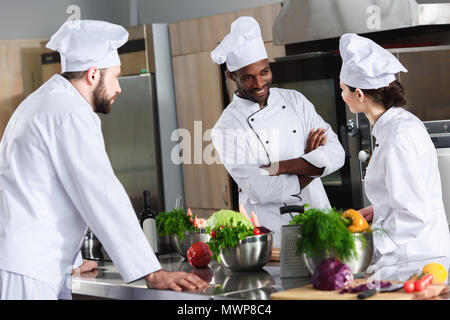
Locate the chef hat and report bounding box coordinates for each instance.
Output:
[339,33,407,89]
[211,16,268,72]
[46,20,129,73]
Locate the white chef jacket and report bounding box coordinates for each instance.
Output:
[211,88,345,246]
[365,107,450,266]
[0,74,161,297]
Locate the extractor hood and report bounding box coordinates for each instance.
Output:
[273,0,450,46]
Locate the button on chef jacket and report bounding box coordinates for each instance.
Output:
[211,87,345,246]
[365,107,450,266]
[0,74,161,296]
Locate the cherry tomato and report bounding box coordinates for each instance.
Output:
[403,280,415,293]
[414,274,433,292]
[253,228,261,235]
[220,225,225,230]
[210,230,216,239]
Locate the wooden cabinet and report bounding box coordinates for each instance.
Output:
[0,39,44,138]
[169,3,285,216]
[169,3,283,56]
[40,24,156,82]
[172,52,233,212]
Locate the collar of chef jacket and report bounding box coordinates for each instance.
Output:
[371,107,404,144]
[231,87,280,116]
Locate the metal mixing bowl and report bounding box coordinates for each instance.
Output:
[219,232,273,272]
[172,228,211,259]
[301,231,374,275]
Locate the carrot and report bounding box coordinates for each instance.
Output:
[250,211,260,227]
[239,204,251,221]
[187,208,193,223]
[193,216,199,228]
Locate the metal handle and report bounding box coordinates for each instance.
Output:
[346,119,357,137]
[279,205,304,215]
[222,183,229,208]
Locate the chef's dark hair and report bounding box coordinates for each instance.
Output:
[348,80,407,108]
[61,68,106,81]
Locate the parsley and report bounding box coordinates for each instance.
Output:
[155,208,196,241]
[290,207,365,261]
[206,219,254,263]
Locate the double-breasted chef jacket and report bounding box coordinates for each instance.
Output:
[0,74,161,296]
[212,87,346,246]
[366,107,450,265]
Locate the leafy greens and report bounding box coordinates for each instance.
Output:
[290,207,365,261]
[155,208,196,241]
[206,219,254,263]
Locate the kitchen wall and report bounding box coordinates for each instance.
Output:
[0,0,129,40]
[0,0,282,39]
[137,0,282,23]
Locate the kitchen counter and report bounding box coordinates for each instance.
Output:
[71,253,311,300]
[72,253,450,300]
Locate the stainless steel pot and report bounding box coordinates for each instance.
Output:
[172,228,211,259]
[301,232,374,275]
[219,232,273,272]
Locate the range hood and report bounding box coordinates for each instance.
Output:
[273,0,450,46]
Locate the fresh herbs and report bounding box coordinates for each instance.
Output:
[206,219,254,263]
[155,208,196,241]
[290,207,365,261]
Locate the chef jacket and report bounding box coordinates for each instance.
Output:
[365,107,450,266]
[0,74,161,294]
[211,88,345,246]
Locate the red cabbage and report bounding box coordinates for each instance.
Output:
[312,258,354,290]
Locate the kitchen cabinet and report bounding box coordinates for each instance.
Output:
[172,51,233,212]
[40,24,155,82]
[0,39,44,138]
[169,3,285,215]
[169,3,282,56]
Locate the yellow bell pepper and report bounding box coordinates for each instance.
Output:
[342,209,370,233]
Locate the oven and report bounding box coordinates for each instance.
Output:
[425,120,450,229]
[269,52,368,210]
[268,44,450,211]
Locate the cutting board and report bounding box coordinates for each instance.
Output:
[270,279,449,300]
[270,247,280,261]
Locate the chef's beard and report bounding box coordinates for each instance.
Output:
[92,79,115,115]
[238,80,272,106]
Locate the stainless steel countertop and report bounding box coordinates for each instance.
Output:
[72,253,450,300]
[71,253,311,300]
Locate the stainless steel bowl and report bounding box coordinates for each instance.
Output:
[219,232,273,272]
[172,228,211,259]
[302,232,373,275]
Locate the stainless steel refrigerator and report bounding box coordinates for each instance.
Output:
[99,73,164,215]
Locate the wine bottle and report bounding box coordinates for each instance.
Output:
[139,190,159,255]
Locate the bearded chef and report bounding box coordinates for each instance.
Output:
[0,20,207,300]
[338,33,450,272]
[210,17,346,247]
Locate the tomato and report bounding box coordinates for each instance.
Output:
[220,225,225,229]
[403,280,415,293]
[253,228,261,235]
[414,274,433,292]
[210,230,216,239]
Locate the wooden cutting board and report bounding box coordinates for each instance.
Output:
[270,279,449,300]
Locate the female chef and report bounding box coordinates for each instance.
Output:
[338,33,450,266]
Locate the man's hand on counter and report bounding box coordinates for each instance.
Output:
[145,269,209,292]
[72,259,98,275]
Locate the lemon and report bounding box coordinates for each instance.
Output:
[422,263,448,284]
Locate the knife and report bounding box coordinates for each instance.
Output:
[357,283,404,300]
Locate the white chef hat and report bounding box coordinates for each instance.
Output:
[339,33,407,89]
[211,16,268,72]
[46,20,129,73]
